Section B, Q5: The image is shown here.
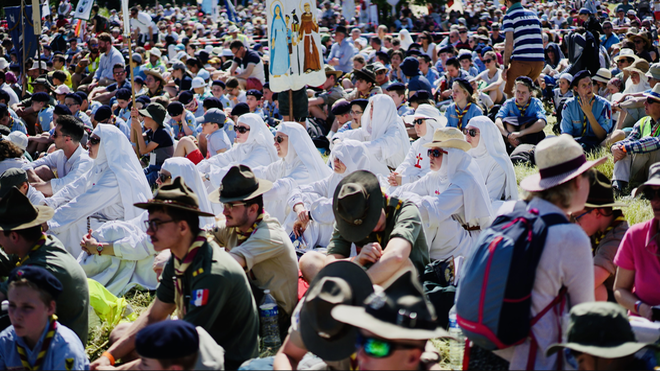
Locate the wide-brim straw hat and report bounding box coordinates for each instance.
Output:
[614,48,640,63]
[627,31,651,48]
[423,127,471,152]
[144,68,165,84]
[624,59,650,77]
[520,135,606,192]
[592,68,612,84]
[324,65,343,78]
[643,83,660,103]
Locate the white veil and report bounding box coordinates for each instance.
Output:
[466,116,518,201]
[438,147,493,225]
[278,122,332,180]
[91,124,152,221]
[399,29,414,50]
[361,94,411,167]
[162,157,216,227]
[416,104,446,143]
[233,113,278,163]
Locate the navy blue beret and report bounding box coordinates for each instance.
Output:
[246,89,263,99]
[116,88,131,101]
[231,102,250,117]
[135,320,199,360]
[331,100,351,115]
[65,93,82,105]
[178,90,194,105]
[386,82,406,91]
[167,101,184,117]
[8,266,63,300]
[53,104,72,115]
[94,106,112,122]
[31,92,50,103]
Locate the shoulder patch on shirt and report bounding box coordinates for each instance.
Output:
[191,289,209,307]
[65,358,74,370]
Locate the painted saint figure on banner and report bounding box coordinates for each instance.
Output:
[270,4,291,77]
[297,3,322,73]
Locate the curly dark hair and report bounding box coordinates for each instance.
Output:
[0,140,23,161]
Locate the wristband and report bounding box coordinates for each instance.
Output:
[507,132,511,139]
[622,146,627,153]
[102,351,115,366]
[635,300,643,314]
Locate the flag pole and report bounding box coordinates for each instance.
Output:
[122,0,140,157]
[21,0,27,97]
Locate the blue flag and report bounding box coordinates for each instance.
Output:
[225,0,237,22]
[6,6,38,75]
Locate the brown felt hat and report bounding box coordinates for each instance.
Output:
[135,176,214,217]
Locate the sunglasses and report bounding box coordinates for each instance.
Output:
[158,173,172,183]
[647,97,660,105]
[427,148,447,158]
[459,30,468,34]
[144,219,175,232]
[235,125,251,134]
[483,59,493,63]
[413,119,426,126]
[274,136,285,143]
[223,202,248,210]
[376,70,386,75]
[89,136,101,146]
[463,128,478,137]
[643,187,660,200]
[52,131,69,139]
[356,334,422,358]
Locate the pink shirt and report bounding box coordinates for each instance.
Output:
[614,218,660,307]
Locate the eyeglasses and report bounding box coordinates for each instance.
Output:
[274,136,285,143]
[235,125,251,134]
[463,128,478,137]
[572,209,592,222]
[89,136,101,146]
[158,173,172,183]
[413,119,426,126]
[647,97,660,105]
[144,219,175,232]
[222,202,248,210]
[427,148,447,158]
[356,334,422,358]
[459,30,468,34]
[350,110,363,115]
[642,187,660,200]
[52,131,69,139]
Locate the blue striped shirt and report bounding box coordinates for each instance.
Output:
[502,3,545,62]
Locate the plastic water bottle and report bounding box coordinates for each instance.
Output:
[448,305,465,370]
[259,290,281,350]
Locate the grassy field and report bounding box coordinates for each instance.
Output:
[86,117,653,366]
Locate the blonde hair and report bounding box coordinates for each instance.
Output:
[452,80,477,106]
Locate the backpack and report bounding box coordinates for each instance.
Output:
[455,201,569,369]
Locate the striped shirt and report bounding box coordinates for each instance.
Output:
[502,2,545,62]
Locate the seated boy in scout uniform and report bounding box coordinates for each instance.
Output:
[92,177,259,370]
[0,266,88,370]
[210,165,298,338]
[0,188,89,344]
[324,170,430,285]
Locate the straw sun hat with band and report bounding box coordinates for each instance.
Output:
[422,127,472,152]
[520,134,606,192]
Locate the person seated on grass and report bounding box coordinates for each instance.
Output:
[571,171,628,302]
[134,319,225,371]
[560,70,616,152]
[335,99,368,136]
[545,302,658,370]
[130,103,174,186]
[166,101,197,141]
[0,266,88,370]
[611,84,660,194]
[91,177,259,371]
[245,89,265,119]
[93,105,130,139]
[495,76,547,154]
[386,83,415,117]
[445,78,484,131]
[174,108,232,164]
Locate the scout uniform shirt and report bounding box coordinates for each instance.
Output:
[0,235,89,344]
[37,106,54,133]
[211,212,299,316]
[560,94,613,139]
[156,238,259,370]
[327,196,430,275]
[0,320,89,370]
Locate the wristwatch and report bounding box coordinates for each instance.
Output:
[96,243,104,256]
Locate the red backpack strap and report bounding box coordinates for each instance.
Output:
[525,287,568,370]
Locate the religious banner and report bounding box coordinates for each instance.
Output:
[266,0,325,93]
[31,0,42,34]
[6,6,38,74]
[121,0,130,36]
[72,0,94,20]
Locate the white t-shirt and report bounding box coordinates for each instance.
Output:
[131,12,155,35]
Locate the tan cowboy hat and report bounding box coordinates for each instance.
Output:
[0,187,54,231]
[144,68,165,84]
[520,134,607,192]
[135,177,215,217]
[423,127,471,152]
[614,48,640,63]
[624,59,650,77]
[209,165,273,204]
[324,65,343,79]
[627,31,651,48]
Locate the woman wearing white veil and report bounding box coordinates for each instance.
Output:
[394,128,493,260]
[252,122,333,223]
[333,94,411,170]
[79,159,215,296]
[46,125,152,258]
[465,116,518,210]
[388,104,446,188]
[286,140,383,248]
[197,113,278,192]
[399,29,414,50]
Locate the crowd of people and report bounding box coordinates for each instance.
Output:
[0,0,660,369]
